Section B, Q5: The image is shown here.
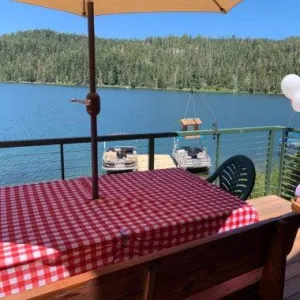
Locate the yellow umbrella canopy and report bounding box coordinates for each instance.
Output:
[15,0,242,15]
[14,0,243,200]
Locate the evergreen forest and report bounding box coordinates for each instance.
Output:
[0,30,299,93]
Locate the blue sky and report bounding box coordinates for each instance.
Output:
[1,0,300,40]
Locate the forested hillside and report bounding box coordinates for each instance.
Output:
[0,30,299,93]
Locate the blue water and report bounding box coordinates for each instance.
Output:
[0,83,298,186]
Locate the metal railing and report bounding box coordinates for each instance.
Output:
[179,126,286,198]
[0,132,176,185]
[1,125,299,199]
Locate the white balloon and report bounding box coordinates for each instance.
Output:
[281,74,300,100]
[292,91,300,112]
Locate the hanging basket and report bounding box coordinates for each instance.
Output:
[291,200,300,213]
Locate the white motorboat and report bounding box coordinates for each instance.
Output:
[172,141,211,170]
[102,146,138,173]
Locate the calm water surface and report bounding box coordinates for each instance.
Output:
[0,83,298,186]
[0,83,297,140]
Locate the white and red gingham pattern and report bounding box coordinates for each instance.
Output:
[0,168,259,297]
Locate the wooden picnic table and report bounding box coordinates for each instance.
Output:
[0,168,258,298]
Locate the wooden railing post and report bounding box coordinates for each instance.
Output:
[60,143,65,180]
[148,138,155,171]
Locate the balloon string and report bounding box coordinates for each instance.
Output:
[288,111,295,127]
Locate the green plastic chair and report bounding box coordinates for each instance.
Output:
[207,155,256,201]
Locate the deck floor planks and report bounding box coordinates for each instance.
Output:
[285,235,300,300]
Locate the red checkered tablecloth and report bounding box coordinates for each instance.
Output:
[0,168,259,297]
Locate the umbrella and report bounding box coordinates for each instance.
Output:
[14,0,243,200]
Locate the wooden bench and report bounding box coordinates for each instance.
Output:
[247,195,292,221]
[8,207,300,300]
[247,195,300,299]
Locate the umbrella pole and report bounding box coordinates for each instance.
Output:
[87,0,100,200]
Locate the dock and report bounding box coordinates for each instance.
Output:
[137,154,176,171]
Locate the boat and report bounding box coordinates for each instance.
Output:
[102,146,138,173]
[172,118,212,171]
[172,139,212,171]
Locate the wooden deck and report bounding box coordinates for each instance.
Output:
[247,196,300,300]
[137,154,176,171]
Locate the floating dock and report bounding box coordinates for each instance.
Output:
[137,155,176,171]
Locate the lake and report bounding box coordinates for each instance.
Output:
[0,83,298,186]
[0,83,297,140]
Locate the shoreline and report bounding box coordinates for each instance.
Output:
[0,81,281,96]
